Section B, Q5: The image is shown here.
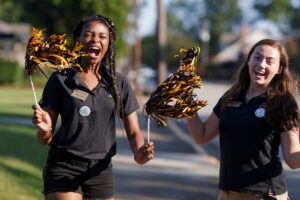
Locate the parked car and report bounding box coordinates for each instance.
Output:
[139,66,157,95]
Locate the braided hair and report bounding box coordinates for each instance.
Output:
[73,14,124,118]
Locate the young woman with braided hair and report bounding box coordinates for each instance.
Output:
[187,39,300,199]
[32,14,154,200]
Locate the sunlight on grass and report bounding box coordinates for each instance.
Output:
[0,157,43,200]
[0,86,50,199]
[0,87,42,117]
[0,123,48,200]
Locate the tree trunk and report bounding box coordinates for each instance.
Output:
[133,0,142,95]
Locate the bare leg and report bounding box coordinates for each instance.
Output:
[45,192,83,200]
[84,197,115,200]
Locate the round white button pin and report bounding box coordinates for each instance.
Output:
[255,107,265,118]
[79,106,91,117]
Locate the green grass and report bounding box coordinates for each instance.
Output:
[0,87,42,117]
[0,86,48,200]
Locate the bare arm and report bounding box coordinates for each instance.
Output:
[187,112,220,144]
[32,104,58,145]
[123,111,154,165]
[281,127,300,169]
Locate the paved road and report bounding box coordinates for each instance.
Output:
[1,79,299,199]
[0,105,220,200]
[114,112,219,200]
[166,79,300,199]
[113,79,300,200]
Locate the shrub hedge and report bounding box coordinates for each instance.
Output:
[0,59,49,87]
[0,59,23,85]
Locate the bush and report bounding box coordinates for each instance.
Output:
[0,59,24,85]
[0,59,54,87]
[25,69,49,87]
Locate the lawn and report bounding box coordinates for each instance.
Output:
[0,87,43,117]
[0,86,48,200]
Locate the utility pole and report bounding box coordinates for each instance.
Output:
[199,19,210,71]
[156,0,167,84]
[133,0,142,95]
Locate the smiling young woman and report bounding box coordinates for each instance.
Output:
[32,14,154,200]
[186,39,300,199]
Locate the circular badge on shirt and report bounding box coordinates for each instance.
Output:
[79,106,91,117]
[255,107,265,118]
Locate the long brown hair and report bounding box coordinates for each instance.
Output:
[221,39,299,131]
[72,14,124,118]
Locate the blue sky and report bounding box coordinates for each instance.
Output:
[139,0,157,36]
[139,0,282,38]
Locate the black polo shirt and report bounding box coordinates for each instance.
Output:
[213,94,287,195]
[40,68,139,160]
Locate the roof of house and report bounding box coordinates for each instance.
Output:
[0,21,31,42]
[211,29,281,64]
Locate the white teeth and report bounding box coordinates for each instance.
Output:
[255,70,264,74]
[89,46,100,50]
[255,72,265,76]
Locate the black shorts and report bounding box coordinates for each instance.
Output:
[43,148,114,199]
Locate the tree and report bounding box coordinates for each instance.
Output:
[132,0,142,94]
[205,0,241,54]
[141,35,156,69]
[141,3,198,72]
[253,0,300,32]
[0,0,129,55]
[167,0,241,55]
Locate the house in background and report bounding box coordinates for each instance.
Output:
[0,21,31,65]
[211,29,277,64]
[205,24,282,80]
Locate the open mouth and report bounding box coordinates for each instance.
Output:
[87,47,101,57]
[255,71,265,76]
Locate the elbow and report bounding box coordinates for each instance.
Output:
[193,129,210,145]
[189,127,209,145]
[194,137,209,145]
[284,159,300,169]
[195,140,204,145]
[285,162,298,169]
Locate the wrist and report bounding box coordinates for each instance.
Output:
[134,153,143,165]
[37,127,52,144]
[38,127,52,136]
